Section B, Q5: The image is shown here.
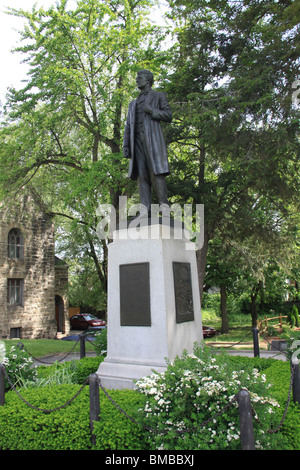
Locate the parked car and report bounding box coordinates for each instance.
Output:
[202,325,218,338]
[70,313,105,330]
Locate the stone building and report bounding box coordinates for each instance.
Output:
[0,193,70,339]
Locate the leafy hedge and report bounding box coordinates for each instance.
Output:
[0,385,91,450]
[0,385,149,450]
[0,353,299,450]
[92,389,150,450]
[220,355,300,450]
[263,360,300,450]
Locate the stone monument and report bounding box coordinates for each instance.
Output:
[97,71,203,389]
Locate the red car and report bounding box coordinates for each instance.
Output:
[202,325,218,338]
[70,313,106,330]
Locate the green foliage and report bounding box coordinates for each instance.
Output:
[164,0,300,302]
[263,360,291,404]
[263,360,300,450]
[279,402,300,451]
[0,385,92,450]
[19,360,78,389]
[222,355,278,373]
[0,0,166,312]
[225,356,300,450]
[0,383,150,450]
[202,292,221,313]
[74,356,104,384]
[93,328,107,357]
[0,352,299,450]
[287,305,300,328]
[37,356,104,385]
[0,0,298,310]
[92,389,151,450]
[135,346,289,450]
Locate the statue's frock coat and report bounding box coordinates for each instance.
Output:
[123,89,172,180]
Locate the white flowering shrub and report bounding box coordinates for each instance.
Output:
[2,345,37,390]
[136,346,286,450]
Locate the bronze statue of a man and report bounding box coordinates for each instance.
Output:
[123,70,172,216]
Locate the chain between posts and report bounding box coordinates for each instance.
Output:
[97,374,238,435]
[0,360,295,438]
[207,330,253,350]
[16,339,81,364]
[252,362,296,434]
[0,364,89,413]
[0,331,298,445]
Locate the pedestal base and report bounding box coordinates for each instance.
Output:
[97,224,203,389]
[98,359,168,390]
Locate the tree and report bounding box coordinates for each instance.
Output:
[162,0,300,299]
[0,0,167,305]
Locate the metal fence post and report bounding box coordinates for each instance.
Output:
[0,364,5,406]
[237,389,255,450]
[80,335,86,359]
[291,356,300,405]
[252,327,260,357]
[89,373,100,445]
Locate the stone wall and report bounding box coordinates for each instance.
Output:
[0,194,69,339]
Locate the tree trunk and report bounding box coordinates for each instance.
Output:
[85,231,107,291]
[220,284,229,334]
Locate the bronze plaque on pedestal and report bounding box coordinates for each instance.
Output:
[173,262,194,323]
[120,262,151,326]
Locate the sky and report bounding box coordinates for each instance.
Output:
[0,0,69,104]
[0,0,168,106]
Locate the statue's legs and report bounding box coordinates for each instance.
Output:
[135,136,169,213]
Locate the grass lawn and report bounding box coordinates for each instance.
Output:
[202,309,270,349]
[3,336,96,358]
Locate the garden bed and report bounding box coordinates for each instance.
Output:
[0,348,299,450]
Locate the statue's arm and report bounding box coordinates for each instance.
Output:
[151,93,172,123]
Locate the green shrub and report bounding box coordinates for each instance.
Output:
[293,305,299,327]
[135,347,290,450]
[0,385,92,450]
[93,328,107,356]
[0,351,298,450]
[74,356,104,384]
[223,355,278,372]
[0,383,149,450]
[92,389,151,450]
[279,402,300,450]
[263,360,300,450]
[287,305,300,328]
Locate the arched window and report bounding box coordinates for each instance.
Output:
[8,228,24,260]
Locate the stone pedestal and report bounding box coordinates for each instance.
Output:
[97,223,203,389]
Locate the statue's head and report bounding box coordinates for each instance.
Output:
[136,70,154,88]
